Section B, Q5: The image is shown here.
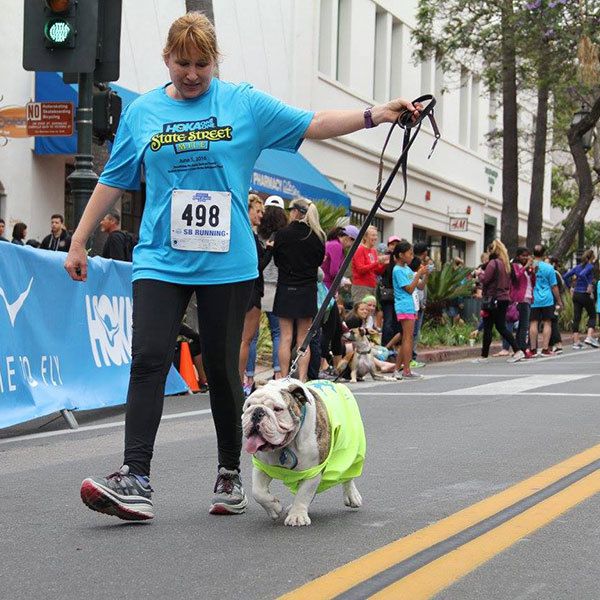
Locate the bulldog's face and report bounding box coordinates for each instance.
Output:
[242,379,312,454]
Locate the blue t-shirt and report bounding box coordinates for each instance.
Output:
[393,264,417,314]
[99,79,313,285]
[532,261,557,308]
[597,281,600,313]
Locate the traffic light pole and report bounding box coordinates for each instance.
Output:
[67,72,98,237]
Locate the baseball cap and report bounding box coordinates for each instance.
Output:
[342,225,360,239]
[387,235,401,245]
[264,195,285,209]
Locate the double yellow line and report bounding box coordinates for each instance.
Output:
[279,443,600,599]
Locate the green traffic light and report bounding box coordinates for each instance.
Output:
[44,18,73,46]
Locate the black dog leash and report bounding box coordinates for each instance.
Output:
[289,95,441,378]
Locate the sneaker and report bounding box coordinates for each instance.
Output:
[318,370,336,381]
[552,346,563,355]
[524,349,535,359]
[572,342,585,350]
[209,467,248,515]
[393,370,403,380]
[80,465,154,521]
[410,360,426,369]
[541,349,555,356]
[471,357,489,364]
[402,371,423,380]
[507,350,525,363]
[584,337,600,348]
[199,382,209,393]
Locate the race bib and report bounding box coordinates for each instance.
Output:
[170,189,231,252]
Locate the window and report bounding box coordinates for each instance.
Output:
[349,209,384,242]
[459,68,470,147]
[390,20,404,99]
[373,9,392,102]
[318,0,338,77]
[470,76,480,151]
[336,0,352,86]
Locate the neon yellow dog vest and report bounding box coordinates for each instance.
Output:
[252,380,366,494]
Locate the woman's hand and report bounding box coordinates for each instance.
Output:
[373,98,422,126]
[64,241,88,282]
[417,264,429,277]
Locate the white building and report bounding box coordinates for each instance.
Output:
[0,0,554,265]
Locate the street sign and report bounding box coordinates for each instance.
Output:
[449,217,469,232]
[26,101,74,136]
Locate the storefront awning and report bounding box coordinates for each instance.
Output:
[34,72,350,211]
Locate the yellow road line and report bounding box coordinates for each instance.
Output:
[278,443,600,600]
[371,470,600,599]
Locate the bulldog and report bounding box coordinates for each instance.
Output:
[242,378,365,526]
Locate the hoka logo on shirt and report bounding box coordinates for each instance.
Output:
[150,116,232,153]
[85,295,133,368]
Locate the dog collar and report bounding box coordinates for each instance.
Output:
[279,404,307,469]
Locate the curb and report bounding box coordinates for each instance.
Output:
[418,333,576,364]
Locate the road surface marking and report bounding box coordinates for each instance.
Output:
[439,374,590,396]
[278,442,600,600]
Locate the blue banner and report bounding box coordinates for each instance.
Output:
[0,244,188,429]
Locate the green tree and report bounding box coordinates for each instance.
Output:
[415,0,522,253]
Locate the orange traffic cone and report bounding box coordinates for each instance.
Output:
[179,341,200,393]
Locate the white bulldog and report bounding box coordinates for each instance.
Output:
[242,378,365,526]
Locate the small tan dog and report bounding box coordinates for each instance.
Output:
[242,378,365,526]
[340,328,394,383]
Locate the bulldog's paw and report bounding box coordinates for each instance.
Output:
[264,498,283,520]
[349,378,358,384]
[284,510,311,527]
[256,496,283,520]
[343,481,363,508]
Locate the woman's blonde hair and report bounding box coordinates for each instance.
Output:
[581,249,595,264]
[362,225,378,244]
[289,198,325,243]
[248,194,263,211]
[162,12,220,64]
[488,239,510,273]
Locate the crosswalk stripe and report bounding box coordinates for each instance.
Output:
[439,374,590,396]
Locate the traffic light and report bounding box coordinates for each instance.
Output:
[23,0,100,73]
[93,86,122,145]
[43,0,75,48]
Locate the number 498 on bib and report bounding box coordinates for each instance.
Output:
[170,189,232,252]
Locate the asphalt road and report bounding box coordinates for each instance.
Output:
[1,348,599,599]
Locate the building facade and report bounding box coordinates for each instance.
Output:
[1,0,553,265]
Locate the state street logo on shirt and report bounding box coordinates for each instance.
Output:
[150,116,233,154]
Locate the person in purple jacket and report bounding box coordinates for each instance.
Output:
[564,250,599,349]
[475,239,525,363]
[319,224,359,375]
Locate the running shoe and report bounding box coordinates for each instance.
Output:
[572,342,584,350]
[471,357,489,364]
[80,465,154,521]
[393,370,403,380]
[209,467,248,515]
[584,337,600,348]
[552,346,563,354]
[507,350,525,363]
[410,360,426,369]
[541,349,555,356]
[402,371,424,380]
[524,349,535,359]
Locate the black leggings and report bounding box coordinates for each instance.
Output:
[124,278,253,477]
[320,306,344,360]
[482,300,520,358]
[572,292,597,332]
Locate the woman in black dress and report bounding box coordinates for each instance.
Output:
[273,198,325,381]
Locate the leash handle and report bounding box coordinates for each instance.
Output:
[289,95,441,378]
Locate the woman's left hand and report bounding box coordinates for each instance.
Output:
[373,98,422,126]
